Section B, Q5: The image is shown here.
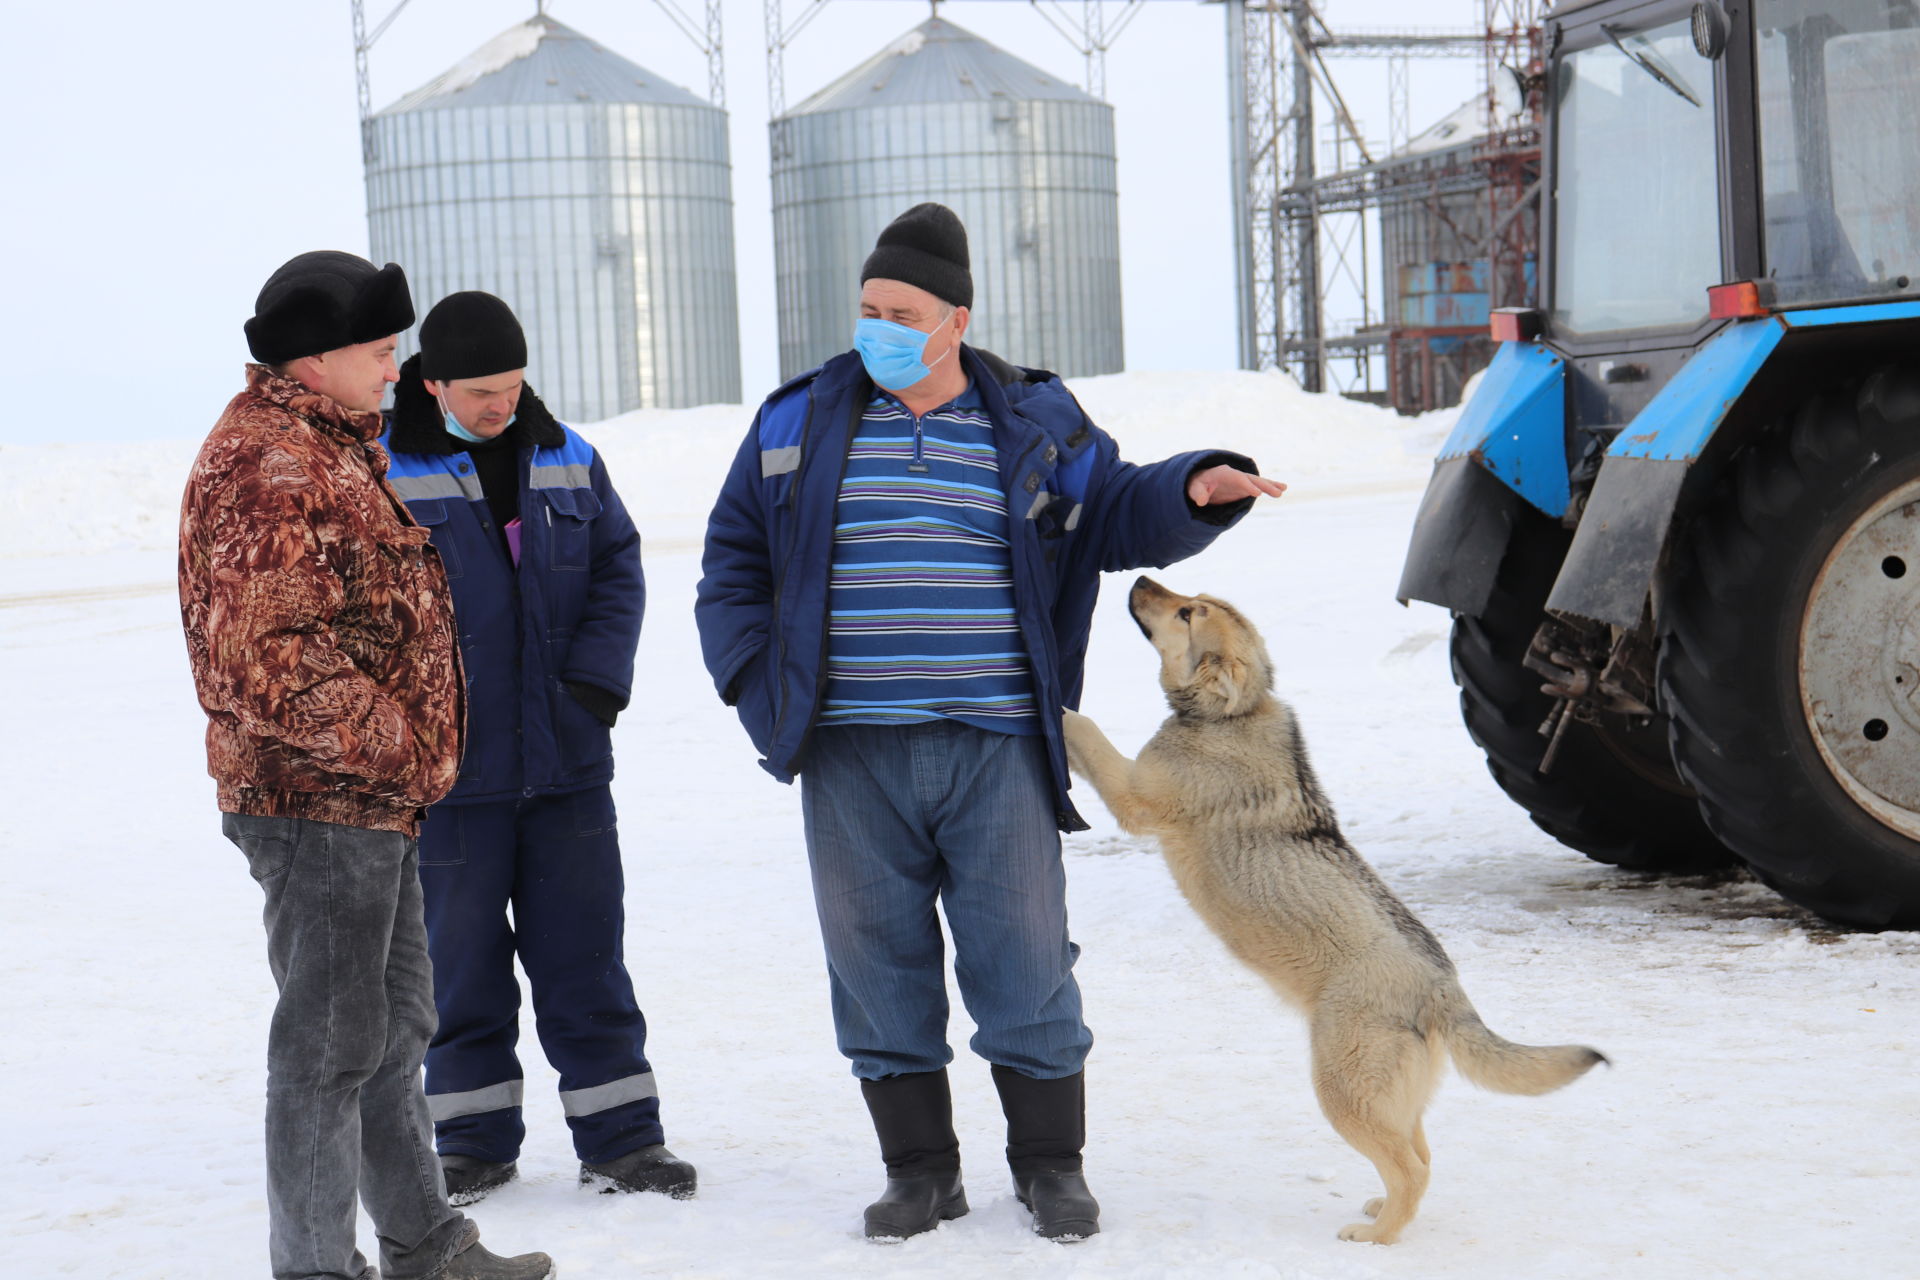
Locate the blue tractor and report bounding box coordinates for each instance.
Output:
[1398,0,1920,929]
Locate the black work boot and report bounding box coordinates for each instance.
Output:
[992,1065,1100,1241]
[440,1154,518,1207]
[579,1144,698,1199]
[859,1069,968,1240]
[436,1239,556,1279]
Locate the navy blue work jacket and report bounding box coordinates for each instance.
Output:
[380,383,643,805]
[694,346,1256,831]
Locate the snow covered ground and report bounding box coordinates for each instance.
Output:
[3,370,1917,1278]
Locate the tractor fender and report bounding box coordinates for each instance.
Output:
[1397,341,1570,614]
[1547,300,1920,629]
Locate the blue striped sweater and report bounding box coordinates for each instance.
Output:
[821,382,1038,734]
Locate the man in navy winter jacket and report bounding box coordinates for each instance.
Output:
[381,291,695,1207]
[694,205,1285,1241]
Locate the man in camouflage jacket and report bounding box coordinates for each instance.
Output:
[178,251,552,1280]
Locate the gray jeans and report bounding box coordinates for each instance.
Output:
[225,814,473,1280]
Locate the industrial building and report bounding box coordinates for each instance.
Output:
[1228,0,1545,414]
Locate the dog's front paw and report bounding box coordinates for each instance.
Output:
[1338,1221,1399,1245]
[1061,708,1098,775]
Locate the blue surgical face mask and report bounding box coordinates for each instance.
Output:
[853,311,956,391]
[444,411,487,444]
[438,398,515,445]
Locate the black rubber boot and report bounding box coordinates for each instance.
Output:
[862,1171,969,1240]
[992,1066,1100,1241]
[441,1154,518,1207]
[579,1144,698,1199]
[1012,1172,1100,1241]
[859,1069,968,1240]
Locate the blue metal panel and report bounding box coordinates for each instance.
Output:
[1397,290,1491,328]
[1604,300,1920,464]
[1438,341,1570,518]
[1779,299,1920,328]
[1606,318,1784,462]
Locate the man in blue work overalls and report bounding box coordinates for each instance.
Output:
[383,291,694,1207]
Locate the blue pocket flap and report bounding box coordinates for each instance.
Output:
[408,498,453,526]
[542,487,603,520]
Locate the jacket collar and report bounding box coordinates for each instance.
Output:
[384,352,567,456]
[245,363,385,445]
[807,348,1062,488]
[960,345,1094,453]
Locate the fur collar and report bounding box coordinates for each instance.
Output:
[385,353,567,456]
[245,362,385,444]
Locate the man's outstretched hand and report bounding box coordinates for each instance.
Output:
[1188,464,1288,507]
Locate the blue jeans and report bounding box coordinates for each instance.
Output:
[418,785,662,1165]
[799,721,1093,1081]
[223,814,472,1280]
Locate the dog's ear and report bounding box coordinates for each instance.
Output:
[1191,650,1256,717]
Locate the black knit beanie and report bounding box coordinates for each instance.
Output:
[245,251,415,364]
[418,291,529,381]
[860,203,972,309]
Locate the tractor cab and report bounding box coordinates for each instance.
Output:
[1545,0,1920,443]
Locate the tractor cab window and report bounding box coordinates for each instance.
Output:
[1551,17,1721,335]
[1757,0,1920,306]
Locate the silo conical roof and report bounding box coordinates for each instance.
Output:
[378,14,709,114]
[785,16,1096,115]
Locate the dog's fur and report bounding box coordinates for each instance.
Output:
[1063,577,1605,1244]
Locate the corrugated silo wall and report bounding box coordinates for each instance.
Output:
[771,98,1122,380]
[367,101,740,421]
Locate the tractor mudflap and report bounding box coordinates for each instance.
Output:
[1545,454,1690,629]
[1396,455,1526,616]
[1397,339,1568,615]
[1546,315,1784,628]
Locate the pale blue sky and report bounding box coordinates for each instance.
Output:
[1,0,1477,442]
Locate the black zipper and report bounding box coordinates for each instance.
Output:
[908,411,929,473]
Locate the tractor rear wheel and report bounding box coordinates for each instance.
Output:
[1658,367,1920,929]
[1451,508,1734,872]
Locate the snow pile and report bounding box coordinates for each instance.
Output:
[1066,368,1446,486]
[0,437,204,561]
[0,370,1448,561]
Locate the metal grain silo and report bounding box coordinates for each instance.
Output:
[771,17,1123,380]
[365,15,740,419]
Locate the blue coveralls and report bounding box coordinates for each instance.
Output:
[381,404,658,1165]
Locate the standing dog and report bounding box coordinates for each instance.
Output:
[1062,577,1605,1244]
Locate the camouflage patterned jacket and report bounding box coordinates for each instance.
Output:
[178,364,464,834]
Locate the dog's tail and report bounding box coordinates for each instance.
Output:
[1433,982,1607,1096]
